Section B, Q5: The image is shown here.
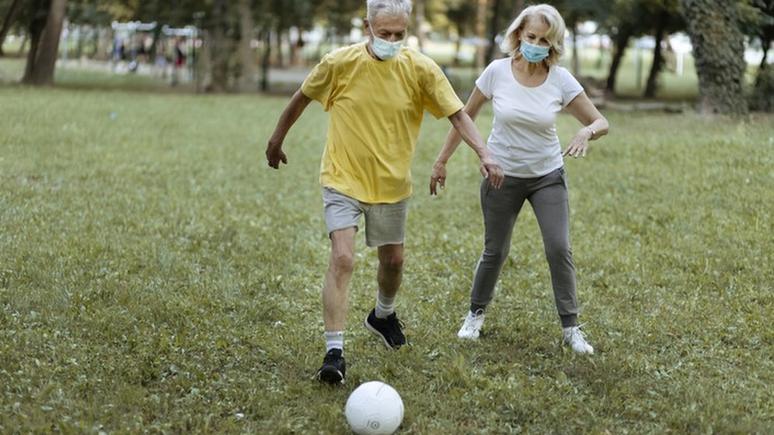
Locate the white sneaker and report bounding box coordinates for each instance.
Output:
[457,309,485,339]
[563,325,594,354]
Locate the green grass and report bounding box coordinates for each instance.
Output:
[2,69,774,434]
[0,57,190,92]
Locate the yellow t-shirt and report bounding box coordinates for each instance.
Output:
[301,42,463,204]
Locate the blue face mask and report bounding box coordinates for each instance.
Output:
[370,28,403,61]
[520,40,550,63]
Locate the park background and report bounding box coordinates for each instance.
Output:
[2,0,774,434]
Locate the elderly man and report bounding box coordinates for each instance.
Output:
[266,0,503,384]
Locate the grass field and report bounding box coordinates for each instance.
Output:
[2,62,774,434]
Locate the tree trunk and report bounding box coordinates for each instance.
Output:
[22,14,46,83]
[196,29,211,93]
[414,0,425,52]
[680,0,747,114]
[606,25,633,95]
[760,36,771,72]
[0,0,25,56]
[570,21,579,76]
[453,22,462,67]
[24,0,67,85]
[235,0,256,92]
[511,0,526,17]
[475,0,487,70]
[208,0,229,92]
[485,0,502,62]
[274,28,284,68]
[292,26,305,67]
[644,9,669,98]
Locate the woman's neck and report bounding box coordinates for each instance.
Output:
[513,56,547,74]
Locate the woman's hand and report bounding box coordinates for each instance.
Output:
[562,127,592,158]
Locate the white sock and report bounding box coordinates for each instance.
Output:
[324,331,344,353]
[375,293,395,319]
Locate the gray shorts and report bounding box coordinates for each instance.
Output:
[322,187,409,247]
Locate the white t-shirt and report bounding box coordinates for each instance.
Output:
[475,58,584,177]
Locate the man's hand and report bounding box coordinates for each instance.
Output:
[265,90,313,170]
[266,141,287,169]
[429,161,447,195]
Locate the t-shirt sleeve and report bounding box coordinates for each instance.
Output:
[474,61,498,99]
[301,54,336,111]
[556,67,584,107]
[419,59,464,119]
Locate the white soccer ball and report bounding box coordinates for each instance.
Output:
[345,381,404,435]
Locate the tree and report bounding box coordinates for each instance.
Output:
[679,0,748,114]
[0,0,24,56]
[474,0,486,68]
[235,0,256,92]
[484,0,502,63]
[745,0,774,111]
[604,12,637,95]
[643,0,684,98]
[746,0,774,72]
[22,0,68,86]
[444,0,477,66]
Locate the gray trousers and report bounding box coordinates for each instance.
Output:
[470,167,579,327]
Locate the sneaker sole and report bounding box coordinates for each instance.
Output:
[564,340,594,355]
[317,368,345,384]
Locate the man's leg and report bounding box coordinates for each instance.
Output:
[377,243,403,296]
[373,243,403,318]
[316,227,356,383]
[322,227,357,332]
[365,243,409,348]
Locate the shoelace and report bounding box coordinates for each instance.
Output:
[464,316,483,329]
[384,315,405,337]
[323,350,342,363]
[566,324,589,343]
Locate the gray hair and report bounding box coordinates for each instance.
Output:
[366,0,412,22]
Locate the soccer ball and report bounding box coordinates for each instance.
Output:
[345,381,404,435]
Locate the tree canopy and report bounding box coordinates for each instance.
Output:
[1,0,772,112]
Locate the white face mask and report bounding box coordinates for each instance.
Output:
[369,28,403,61]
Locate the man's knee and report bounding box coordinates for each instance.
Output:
[330,251,355,275]
[379,250,404,271]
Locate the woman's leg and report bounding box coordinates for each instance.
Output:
[469,177,527,311]
[529,168,578,328]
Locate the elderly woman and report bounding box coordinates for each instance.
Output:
[430,4,609,354]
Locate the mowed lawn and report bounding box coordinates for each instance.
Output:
[1,83,774,434]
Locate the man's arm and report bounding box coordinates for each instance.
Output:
[431,88,503,194]
[266,90,313,169]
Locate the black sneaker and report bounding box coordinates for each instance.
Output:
[316,349,346,384]
[365,309,409,349]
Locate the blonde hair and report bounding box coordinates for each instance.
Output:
[500,4,566,66]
